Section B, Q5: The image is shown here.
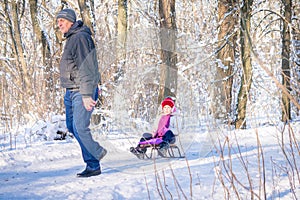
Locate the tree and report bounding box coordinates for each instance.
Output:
[213,0,238,122]
[78,0,95,34]
[235,0,253,129]
[4,0,33,114]
[158,0,178,103]
[29,0,51,66]
[281,0,292,122]
[115,0,128,82]
[29,0,54,115]
[292,1,300,116]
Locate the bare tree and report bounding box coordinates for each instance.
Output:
[213,0,238,122]
[235,0,253,129]
[114,0,128,82]
[292,1,300,116]
[29,0,51,66]
[281,0,292,122]
[78,0,95,34]
[29,0,55,116]
[4,0,33,115]
[158,0,178,103]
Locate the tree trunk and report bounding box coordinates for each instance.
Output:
[5,0,29,90]
[4,0,32,115]
[281,0,292,122]
[158,0,178,103]
[292,1,300,116]
[29,0,52,64]
[29,0,54,116]
[78,0,95,35]
[213,0,238,122]
[235,0,253,129]
[114,0,128,82]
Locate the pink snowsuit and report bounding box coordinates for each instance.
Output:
[139,114,173,146]
[153,114,171,138]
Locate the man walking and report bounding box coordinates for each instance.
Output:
[56,8,107,177]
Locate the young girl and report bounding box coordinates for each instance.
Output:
[130,97,176,158]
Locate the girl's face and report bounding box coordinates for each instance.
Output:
[162,105,172,114]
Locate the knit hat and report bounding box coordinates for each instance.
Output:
[161,97,175,109]
[56,9,76,23]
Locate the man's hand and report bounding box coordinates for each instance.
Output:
[82,96,96,111]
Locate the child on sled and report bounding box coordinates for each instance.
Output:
[130,97,176,158]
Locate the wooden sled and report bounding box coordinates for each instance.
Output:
[137,143,185,159]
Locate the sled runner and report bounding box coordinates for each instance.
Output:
[130,140,184,159]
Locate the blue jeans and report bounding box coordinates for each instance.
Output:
[64,88,103,170]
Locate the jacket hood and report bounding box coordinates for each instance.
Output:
[64,20,92,38]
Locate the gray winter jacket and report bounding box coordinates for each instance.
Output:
[59,20,100,97]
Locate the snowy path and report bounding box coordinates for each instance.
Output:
[0,133,205,200]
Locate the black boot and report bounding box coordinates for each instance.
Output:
[130,147,145,159]
[77,167,101,177]
[158,142,169,157]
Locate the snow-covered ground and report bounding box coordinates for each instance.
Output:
[0,116,299,200]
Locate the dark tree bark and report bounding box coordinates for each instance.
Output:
[292,1,300,116]
[78,0,95,35]
[158,0,178,103]
[29,0,53,93]
[236,0,253,129]
[114,0,128,82]
[281,0,292,122]
[213,0,238,122]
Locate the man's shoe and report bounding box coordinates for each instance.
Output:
[99,148,107,160]
[77,168,101,177]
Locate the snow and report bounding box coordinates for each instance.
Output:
[0,115,299,200]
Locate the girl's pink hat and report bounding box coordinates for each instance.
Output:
[161,97,175,108]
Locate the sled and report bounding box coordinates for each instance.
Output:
[131,142,185,159]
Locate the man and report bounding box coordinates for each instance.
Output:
[56,8,107,177]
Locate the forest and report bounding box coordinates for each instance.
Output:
[0,1,300,199]
[0,0,300,132]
